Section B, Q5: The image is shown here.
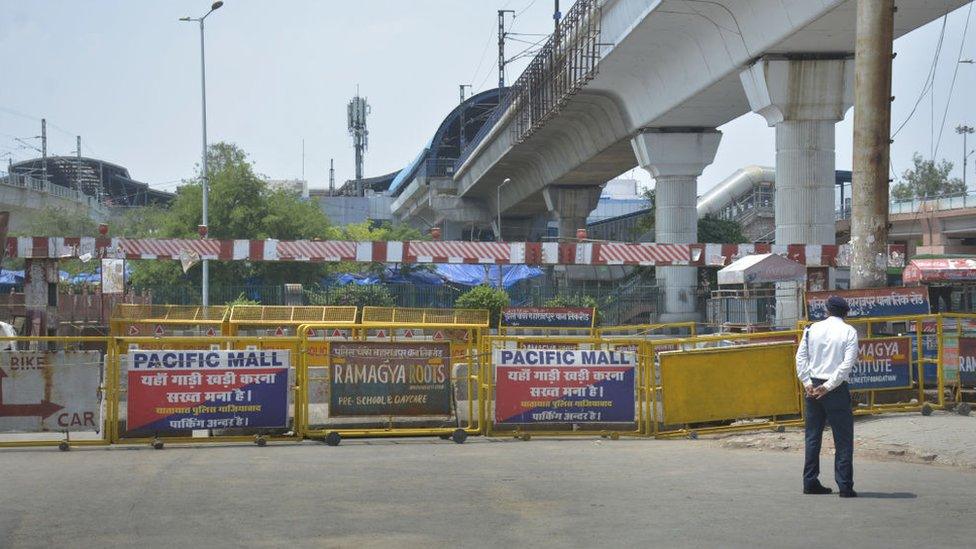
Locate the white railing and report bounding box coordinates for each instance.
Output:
[836,191,976,220]
[0,172,107,213]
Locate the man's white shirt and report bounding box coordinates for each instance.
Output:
[795,316,859,391]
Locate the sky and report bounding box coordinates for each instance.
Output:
[1,0,975,198]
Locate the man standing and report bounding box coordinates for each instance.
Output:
[795,296,859,498]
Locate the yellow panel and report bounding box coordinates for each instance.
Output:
[660,343,800,425]
[229,305,357,324]
[361,307,488,327]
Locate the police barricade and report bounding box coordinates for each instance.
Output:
[652,341,804,438]
[297,322,486,446]
[227,305,357,338]
[0,336,110,450]
[803,314,944,415]
[486,335,648,440]
[110,304,229,340]
[109,335,303,448]
[940,313,976,407]
[596,322,698,339]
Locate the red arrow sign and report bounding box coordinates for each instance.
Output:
[0,400,63,419]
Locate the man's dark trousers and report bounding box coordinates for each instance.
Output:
[804,379,854,491]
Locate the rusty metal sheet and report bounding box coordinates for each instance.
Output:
[329,342,451,417]
[0,351,102,432]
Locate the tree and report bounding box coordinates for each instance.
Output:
[891,153,966,200]
[21,206,98,236]
[129,142,336,298]
[698,214,747,244]
[455,285,509,326]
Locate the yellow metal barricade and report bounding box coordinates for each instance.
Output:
[297,322,486,445]
[362,306,489,327]
[596,322,698,339]
[940,313,976,404]
[651,340,804,438]
[228,305,357,337]
[800,314,944,415]
[110,304,229,340]
[485,335,648,440]
[0,336,113,449]
[108,335,304,448]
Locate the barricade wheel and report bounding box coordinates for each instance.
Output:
[775,426,786,433]
[519,433,531,442]
[921,404,933,416]
[958,403,972,416]
[58,441,70,452]
[609,432,620,441]
[255,436,268,447]
[451,429,468,444]
[325,432,342,447]
[152,439,165,450]
[687,431,699,440]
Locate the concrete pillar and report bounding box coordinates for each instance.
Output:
[740,56,854,246]
[631,129,722,322]
[741,57,853,327]
[24,259,59,344]
[542,186,602,239]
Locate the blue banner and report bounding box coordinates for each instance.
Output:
[849,338,912,391]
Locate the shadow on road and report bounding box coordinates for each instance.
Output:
[855,492,917,499]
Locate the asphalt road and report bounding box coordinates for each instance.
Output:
[1,438,974,548]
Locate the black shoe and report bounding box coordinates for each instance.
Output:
[839,490,858,498]
[803,484,833,495]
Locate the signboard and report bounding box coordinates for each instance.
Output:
[494,349,635,424]
[958,337,976,386]
[806,287,930,321]
[848,338,912,391]
[500,307,594,329]
[101,258,125,294]
[0,351,102,432]
[329,342,451,417]
[126,350,289,432]
[518,340,581,350]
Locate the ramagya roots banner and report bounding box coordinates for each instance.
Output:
[329,342,452,417]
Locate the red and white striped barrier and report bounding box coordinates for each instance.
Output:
[3,237,905,268]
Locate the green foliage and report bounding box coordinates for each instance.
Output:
[128,142,336,296]
[455,285,509,326]
[892,153,967,200]
[225,292,260,307]
[20,206,98,236]
[544,294,602,326]
[306,284,395,309]
[697,214,747,244]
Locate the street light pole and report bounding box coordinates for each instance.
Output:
[957,125,975,191]
[181,1,223,308]
[497,178,511,242]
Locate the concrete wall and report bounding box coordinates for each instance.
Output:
[1,175,109,232]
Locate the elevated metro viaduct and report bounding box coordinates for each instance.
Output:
[390,0,966,321]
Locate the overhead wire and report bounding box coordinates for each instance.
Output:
[933,0,974,158]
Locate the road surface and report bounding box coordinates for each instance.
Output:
[1,438,974,548]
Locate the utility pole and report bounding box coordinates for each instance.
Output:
[75,136,82,193]
[957,125,975,190]
[329,158,335,195]
[40,118,47,184]
[459,84,472,149]
[850,0,894,289]
[498,10,514,89]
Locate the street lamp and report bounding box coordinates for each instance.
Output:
[497,178,511,242]
[957,125,975,190]
[180,1,223,307]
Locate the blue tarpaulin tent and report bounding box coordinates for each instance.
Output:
[333,264,543,289]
